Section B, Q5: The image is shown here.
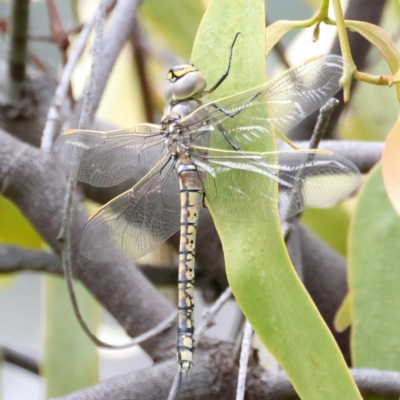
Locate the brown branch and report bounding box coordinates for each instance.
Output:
[130,19,155,123]
[2,345,40,375]
[50,341,246,400]
[48,349,400,400]
[0,245,182,287]
[0,245,62,274]
[264,369,400,399]
[0,59,57,147]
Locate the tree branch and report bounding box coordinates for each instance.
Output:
[287,140,383,173]
[264,369,400,399]
[85,0,144,118]
[2,345,39,375]
[49,353,400,400]
[0,245,62,274]
[0,128,176,362]
[7,0,30,102]
[50,341,244,400]
[0,245,182,286]
[40,3,99,151]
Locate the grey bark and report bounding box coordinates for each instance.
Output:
[0,128,176,362]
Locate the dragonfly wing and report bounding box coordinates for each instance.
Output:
[184,55,343,149]
[260,55,344,134]
[191,147,360,222]
[52,124,166,187]
[79,156,180,262]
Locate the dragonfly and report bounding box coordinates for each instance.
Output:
[52,36,361,376]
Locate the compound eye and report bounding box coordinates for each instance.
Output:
[164,67,207,102]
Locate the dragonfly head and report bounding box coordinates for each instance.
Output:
[164,65,206,103]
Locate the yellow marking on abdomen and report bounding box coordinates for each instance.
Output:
[177,162,202,374]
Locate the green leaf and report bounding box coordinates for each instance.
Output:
[140,0,205,60]
[265,20,300,58]
[344,20,400,101]
[334,291,353,332]
[0,195,43,249]
[42,276,101,397]
[192,1,361,399]
[0,195,44,284]
[301,204,351,256]
[349,165,400,381]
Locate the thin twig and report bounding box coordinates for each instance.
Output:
[283,140,383,173]
[130,19,154,123]
[7,0,30,102]
[231,311,246,352]
[89,0,144,114]
[57,0,174,351]
[2,346,39,375]
[55,0,108,348]
[166,369,181,400]
[236,320,253,400]
[44,0,142,147]
[40,6,98,151]
[0,245,62,274]
[196,286,232,339]
[59,0,115,349]
[58,0,111,238]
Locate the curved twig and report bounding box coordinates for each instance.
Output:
[236,320,253,400]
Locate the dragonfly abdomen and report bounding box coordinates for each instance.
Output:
[177,162,203,374]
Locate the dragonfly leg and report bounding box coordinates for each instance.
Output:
[209,91,265,151]
[205,32,241,95]
[211,90,263,119]
[215,119,241,151]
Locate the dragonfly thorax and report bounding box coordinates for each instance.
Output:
[161,98,209,159]
[164,65,207,103]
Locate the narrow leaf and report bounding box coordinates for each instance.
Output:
[265,20,299,58]
[0,195,43,249]
[344,20,400,101]
[301,204,351,255]
[192,1,361,399]
[42,276,101,397]
[334,291,352,333]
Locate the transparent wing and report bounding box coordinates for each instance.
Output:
[79,156,180,262]
[184,55,344,149]
[191,147,360,222]
[52,124,166,187]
